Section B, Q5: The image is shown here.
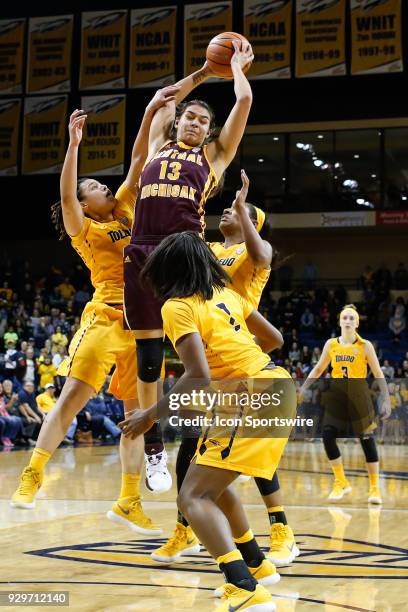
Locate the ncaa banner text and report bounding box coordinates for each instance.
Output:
[79,95,126,176]
[0,18,25,95]
[0,98,21,176]
[296,0,346,78]
[129,7,177,88]
[80,11,127,90]
[26,15,73,94]
[244,0,292,79]
[350,0,402,75]
[184,2,232,78]
[22,96,67,175]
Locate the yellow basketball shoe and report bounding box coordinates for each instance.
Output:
[368,485,382,505]
[151,522,201,563]
[267,523,300,567]
[214,559,280,597]
[215,584,276,612]
[10,467,43,509]
[328,479,352,502]
[107,496,162,535]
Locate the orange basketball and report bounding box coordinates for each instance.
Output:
[206,32,251,78]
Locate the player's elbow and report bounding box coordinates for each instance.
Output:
[237,93,252,107]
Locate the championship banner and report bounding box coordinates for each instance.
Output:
[129,7,177,88]
[244,0,292,79]
[79,11,127,90]
[0,99,21,175]
[184,2,232,77]
[79,95,125,176]
[0,18,25,95]
[350,0,402,75]
[296,0,346,78]
[26,15,73,94]
[22,96,67,175]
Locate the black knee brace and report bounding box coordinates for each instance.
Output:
[136,338,164,383]
[359,434,379,463]
[176,435,200,492]
[255,471,280,497]
[323,425,341,460]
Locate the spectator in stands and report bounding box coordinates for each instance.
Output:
[51,326,68,354]
[23,347,36,384]
[302,261,318,289]
[36,382,57,414]
[58,277,76,300]
[0,381,23,447]
[381,359,395,380]
[360,265,374,290]
[389,307,406,345]
[394,263,408,290]
[16,381,43,445]
[52,347,67,369]
[301,345,312,366]
[4,325,18,346]
[3,340,19,381]
[300,307,315,330]
[311,347,321,366]
[289,342,301,362]
[57,312,71,336]
[86,393,121,441]
[37,356,57,390]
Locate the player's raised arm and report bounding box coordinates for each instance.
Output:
[59,110,87,237]
[233,170,272,268]
[147,65,213,156]
[124,85,181,191]
[208,41,253,173]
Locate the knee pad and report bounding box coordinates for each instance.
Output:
[136,338,164,383]
[359,434,378,463]
[323,425,341,460]
[255,471,280,496]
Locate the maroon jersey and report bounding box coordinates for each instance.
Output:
[131,141,218,240]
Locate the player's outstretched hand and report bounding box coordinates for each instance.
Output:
[232,169,250,211]
[148,85,181,112]
[119,408,156,439]
[68,109,87,147]
[231,40,254,71]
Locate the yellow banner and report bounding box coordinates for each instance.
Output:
[184,2,232,77]
[26,15,73,94]
[244,0,291,79]
[79,95,126,176]
[296,0,346,77]
[0,18,25,95]
[0,98,21,175]
[129,7,177,88]
[80,11,127,90]
[22,96,67,175]
[351,0,402,74]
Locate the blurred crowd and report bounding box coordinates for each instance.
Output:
[1,258,407,449]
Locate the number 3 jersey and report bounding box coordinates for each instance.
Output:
[328,334,368,378]
[162,287,270,379]
[131,140,218,239]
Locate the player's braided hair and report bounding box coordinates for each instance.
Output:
[170,99,217,143]
[141,231,230,301]
[51,179,88,240]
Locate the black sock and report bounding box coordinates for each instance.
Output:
[177,510,189,528]
[144,421,163,454]
[268,507,287,526]
[219,560,257,591]
[236,539,265,568]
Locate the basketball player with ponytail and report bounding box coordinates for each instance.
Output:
[151,170,299,568]
[300,304,391,504]
[10,87,178,526]
[123,39,254,492]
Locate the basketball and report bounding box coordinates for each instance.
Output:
[206,31,251,78]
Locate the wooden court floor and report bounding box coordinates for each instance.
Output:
[0,441,407,611]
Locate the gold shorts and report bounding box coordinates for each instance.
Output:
[58,302,137,400]
[195,366,296,480]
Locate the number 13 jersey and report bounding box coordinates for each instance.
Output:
[131,140,218,239]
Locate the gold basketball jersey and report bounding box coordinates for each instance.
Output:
[329,334,368,378]
[209,242,270,309]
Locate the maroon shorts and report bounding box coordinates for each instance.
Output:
[123,239,165,330]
